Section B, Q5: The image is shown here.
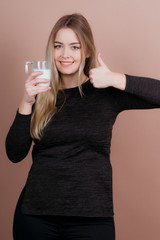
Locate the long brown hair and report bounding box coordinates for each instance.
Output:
[30,13,97,139]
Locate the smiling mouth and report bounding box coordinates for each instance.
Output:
[60,61,74,66]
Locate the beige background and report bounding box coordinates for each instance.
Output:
[1,0,160,239]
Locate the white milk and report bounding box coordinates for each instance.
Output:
[34,69,51,86]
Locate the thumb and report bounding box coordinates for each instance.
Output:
[97,53,106,67]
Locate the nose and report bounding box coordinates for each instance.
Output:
[61,47,70,59]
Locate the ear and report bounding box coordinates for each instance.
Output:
[85,51,90,58]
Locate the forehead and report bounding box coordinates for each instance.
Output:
[55,28,79,43]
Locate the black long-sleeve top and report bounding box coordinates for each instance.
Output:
[5,74,160,217]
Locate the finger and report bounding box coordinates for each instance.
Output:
[26,71,44,82]
[32,86,51,95]
[97,53,110,71]
[89,68,96,78]
[89,77,94,84]
[97,53,106,67]
[30,78,50,86]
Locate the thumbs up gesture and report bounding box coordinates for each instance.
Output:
[89,53,126,90]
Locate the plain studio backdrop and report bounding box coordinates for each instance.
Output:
[1,0,160,239]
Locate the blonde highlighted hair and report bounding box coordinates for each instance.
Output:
[31,13,97,139]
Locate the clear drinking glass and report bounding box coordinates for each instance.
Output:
[25,61,51,86]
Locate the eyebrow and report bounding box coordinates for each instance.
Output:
[54,41,80,45]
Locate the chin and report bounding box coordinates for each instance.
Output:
[58,69,79,76]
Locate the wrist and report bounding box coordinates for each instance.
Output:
[19,100,33,115]
[112,73,126,90]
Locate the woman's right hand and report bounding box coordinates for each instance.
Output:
[19,71,51,114]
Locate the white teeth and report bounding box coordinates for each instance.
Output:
[61,62,73,65]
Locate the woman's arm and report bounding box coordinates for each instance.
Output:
[109,74,160,113]
[124,74,160,105]
[6,71,51,163]
[5,111,32,163]
[89,53,160,108]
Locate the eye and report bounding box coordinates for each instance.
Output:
[72,46,80,50]
[54,45,62,49]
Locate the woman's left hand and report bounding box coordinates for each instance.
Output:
[89,53,126,90]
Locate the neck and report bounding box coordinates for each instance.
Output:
[59,72,88,89]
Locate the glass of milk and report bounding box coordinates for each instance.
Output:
[25,61,51,86]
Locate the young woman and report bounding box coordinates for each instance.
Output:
[5,13,160,240]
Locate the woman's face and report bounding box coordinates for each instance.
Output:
[54,28,82,77]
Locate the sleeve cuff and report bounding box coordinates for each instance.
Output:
[124,74,142,95]
[17,109,32,117]
[14,109,32,125]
